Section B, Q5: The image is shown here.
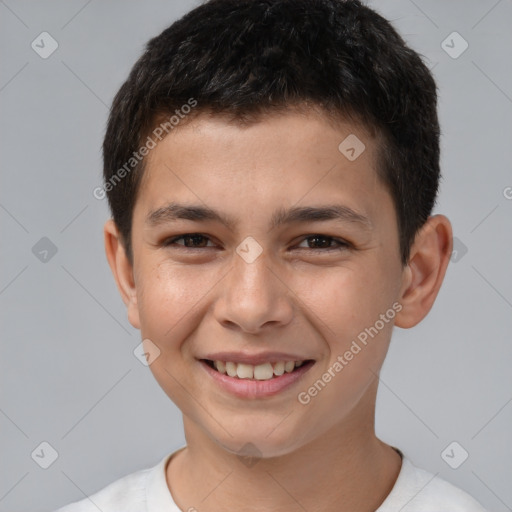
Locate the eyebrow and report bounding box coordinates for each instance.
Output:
[145,202,373,231]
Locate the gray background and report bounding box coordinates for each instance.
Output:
[1,1,511,511]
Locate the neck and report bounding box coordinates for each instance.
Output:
[166,386,402,512]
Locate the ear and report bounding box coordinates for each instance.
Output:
[395,214,453,329]
[103,219,141,330]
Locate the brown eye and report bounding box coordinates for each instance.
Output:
[163,234,214,248]
[296,235,349,251]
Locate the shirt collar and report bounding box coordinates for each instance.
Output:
[146,446,186,511]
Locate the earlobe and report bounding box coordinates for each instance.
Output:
[103,219,141,330]
[394,215,453,329]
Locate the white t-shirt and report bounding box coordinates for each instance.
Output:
[54,446,487,511]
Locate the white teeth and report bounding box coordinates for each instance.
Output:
[253,363,274,380]
[273,361,285,376]
[214,361,226,374]
[211,360,307,380]
[225,361,237,377]
[236,363,254,379]
[284,361,295,373]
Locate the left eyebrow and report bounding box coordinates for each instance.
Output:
[145,202,373,231]
[270,204,373,231]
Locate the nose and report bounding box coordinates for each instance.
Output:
[213,249,294,335]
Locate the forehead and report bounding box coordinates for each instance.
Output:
[134,110,391,229]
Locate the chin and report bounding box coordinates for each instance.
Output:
[207,420,306,459]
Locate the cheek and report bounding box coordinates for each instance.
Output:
[136,262,209,344]
[135,264,211,417]
[294,262,395,333]
[293,260,399,379]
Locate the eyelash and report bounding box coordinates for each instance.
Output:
[162,233,350,252]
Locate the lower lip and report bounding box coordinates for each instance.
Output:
[199,360,315,399]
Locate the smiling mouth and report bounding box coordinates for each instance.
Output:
[201,359,315,381]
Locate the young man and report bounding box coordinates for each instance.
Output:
[56,0,488,510]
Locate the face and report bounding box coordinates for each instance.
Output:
[116,110,411,457]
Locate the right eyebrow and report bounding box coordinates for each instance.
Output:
[145,202,237,230]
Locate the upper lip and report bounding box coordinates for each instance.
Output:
[200,351,313,366]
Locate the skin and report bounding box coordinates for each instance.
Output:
[105,109,452,512]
